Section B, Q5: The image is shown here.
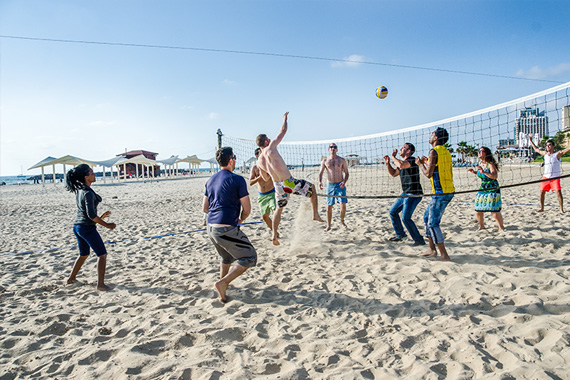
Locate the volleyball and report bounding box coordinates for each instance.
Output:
[376,86,388,99]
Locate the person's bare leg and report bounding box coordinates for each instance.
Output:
[67,255,88,284]
[476,211,485,231]
[262,213,273,233]
[215,264,249,302]
[537,190,546,212]
[340,203,347,228]
[220,262,230,279]
[436,242,451,261]
[325,205,333,231]
[420,237,437,257]
[310,185,324,222]
[96,254,111,291]
[556,190,564,213]
[272,208,283,246]
[492,212,505,231]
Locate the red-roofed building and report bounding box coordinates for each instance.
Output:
[117,150,159,177]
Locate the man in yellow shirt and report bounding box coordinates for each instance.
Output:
[416,127,455,261]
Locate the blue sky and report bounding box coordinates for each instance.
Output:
[1,0,569,176]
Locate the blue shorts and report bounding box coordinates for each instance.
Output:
[327,182,347,206]
[73,224,108,257]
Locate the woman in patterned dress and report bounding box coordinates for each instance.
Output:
[468,147,505,232]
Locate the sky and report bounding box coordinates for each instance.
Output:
[1,0,569,176]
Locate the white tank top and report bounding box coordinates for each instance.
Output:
[544,153,561,178]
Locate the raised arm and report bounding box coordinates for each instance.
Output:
[390,149,411,170]
[384,155,399,177]
[417,150,438,179]
[269,112,289,148]
[557,146,570,160]
[528,134,546,155]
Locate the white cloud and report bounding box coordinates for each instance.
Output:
[515,62,570,80]
[87,120,115,127]
[208,112,219,120]
[331,54,366,68]
[223,79,238,86]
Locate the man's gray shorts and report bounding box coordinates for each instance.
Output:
[207,225,257,268]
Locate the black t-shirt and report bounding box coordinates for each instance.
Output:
[400,157,423,194]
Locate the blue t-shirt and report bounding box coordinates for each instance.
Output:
[204,169,249,225]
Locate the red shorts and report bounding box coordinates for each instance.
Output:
[540,177,561,191]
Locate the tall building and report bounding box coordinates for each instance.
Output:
[562,105,570,148]
[515,106,548,145]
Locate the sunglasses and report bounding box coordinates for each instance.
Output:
[231,155,237,160]
[329,145,337,149]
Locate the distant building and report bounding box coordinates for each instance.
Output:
[498,138,516,148]
[515,106,548,145]
[117,150,159,177]
[563,105,570,149]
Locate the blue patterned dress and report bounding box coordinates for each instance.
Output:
[474,165,502,212]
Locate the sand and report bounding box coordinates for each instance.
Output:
[1,175,569,379]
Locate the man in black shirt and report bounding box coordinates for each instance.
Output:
[384,143,425,246]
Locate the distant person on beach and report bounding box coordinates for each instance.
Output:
[467,147,505,231]
[203,147,257,302]
[256,112,324,246]
[527,134,570,213]
[249,147,277,235]
[384,143,425,246]
[318,142,349,231]
[416,128,455,261]
[65,164,116,291]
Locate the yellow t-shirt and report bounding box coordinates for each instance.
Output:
[430,145,455,194]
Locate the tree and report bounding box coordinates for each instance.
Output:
[540,131,570,153]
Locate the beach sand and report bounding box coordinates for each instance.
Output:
[1,175,569,379]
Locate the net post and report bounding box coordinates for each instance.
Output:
[216,129,223,150]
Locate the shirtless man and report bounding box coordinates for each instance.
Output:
[256,112,324,245]
[249,147,277,235]
[528,133,570,213]
[318,142,349,231]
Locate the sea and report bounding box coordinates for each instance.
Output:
[0,176,37,186]
[1,169,215,186]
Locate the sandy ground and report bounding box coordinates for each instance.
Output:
[1,174,569,380]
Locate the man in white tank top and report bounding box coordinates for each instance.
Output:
[528,134,570,213]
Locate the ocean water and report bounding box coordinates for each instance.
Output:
[0,176,37,186]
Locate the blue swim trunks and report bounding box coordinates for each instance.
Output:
[326,182,347,206]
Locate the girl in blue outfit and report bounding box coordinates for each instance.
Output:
[468,147,505,232]
[65,164,116,291]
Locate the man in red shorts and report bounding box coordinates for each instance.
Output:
[528,134,570,213]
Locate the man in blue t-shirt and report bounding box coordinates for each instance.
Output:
[203,147,257,302]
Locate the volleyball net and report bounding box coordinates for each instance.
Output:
[222,82,570,199]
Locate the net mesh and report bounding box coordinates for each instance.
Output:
[223,82,570,199]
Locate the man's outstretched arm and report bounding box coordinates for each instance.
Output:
[270,112,289,148]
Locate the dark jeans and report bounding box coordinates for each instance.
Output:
[389,193,424,243]
[423,193,454,244]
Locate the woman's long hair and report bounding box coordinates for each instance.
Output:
[65,164,91,193]
[480,147,499,171]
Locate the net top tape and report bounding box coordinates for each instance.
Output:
[228,81,570,145]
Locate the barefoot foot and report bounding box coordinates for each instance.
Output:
[325,225,331,232]
[314,216,325,223]
[215,281,228,302]
[272,237,280,246]
[419,250,437,258]
[96,284,112,291]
